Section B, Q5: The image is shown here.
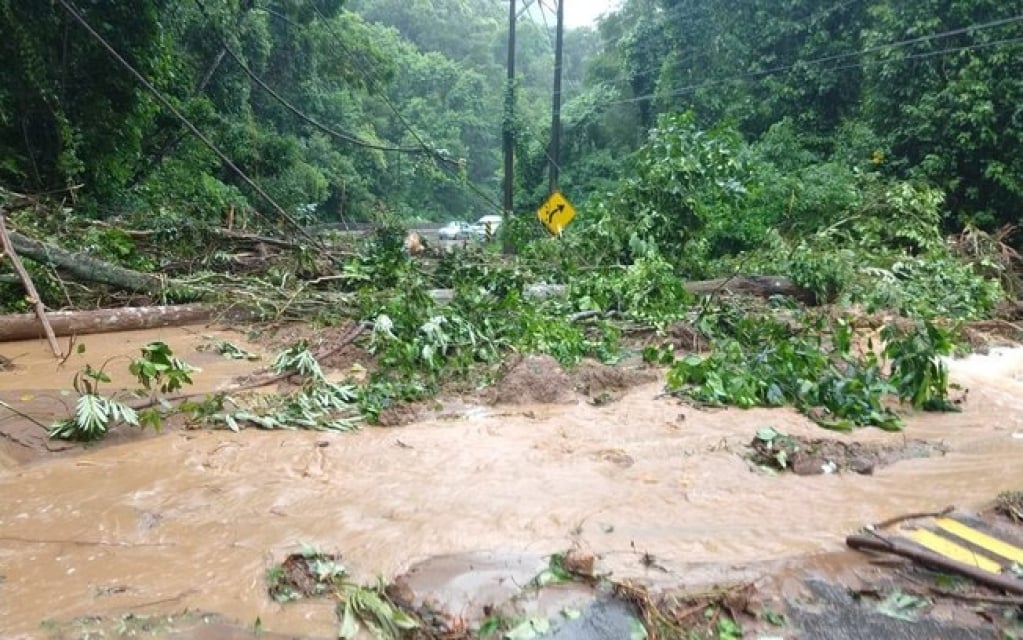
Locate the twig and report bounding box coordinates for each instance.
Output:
[901,572,1023,606]
[0,428,41,449]
[0,209,62,357]
[0,399,51,430]
[129,589,199,610]
[869,506,956,530]
[568,310,602,323]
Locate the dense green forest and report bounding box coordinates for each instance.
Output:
[0,0,563,223]
[1,0,1021,318]
[3,0,1014,226]
[2,0,1021,230]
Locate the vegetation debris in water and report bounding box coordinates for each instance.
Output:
[750,426,946,476]
[266,547,420,640]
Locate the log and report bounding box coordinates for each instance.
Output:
[7,229,181,296]
[427,276,815,305]
[0,304,221,341]
[847,533,1023,595]
[684,275,816,303]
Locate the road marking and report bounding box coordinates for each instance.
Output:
[907,529,1003,573]
[935,518,1023,564]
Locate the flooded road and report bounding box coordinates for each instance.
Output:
[0,332,1021,638]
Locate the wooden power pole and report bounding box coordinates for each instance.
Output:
[548,0,565,194]
[503,0,517,220]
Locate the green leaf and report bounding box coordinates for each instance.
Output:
[756,426,781,442]
[338,601,360,639]
[628,617,648,640]
[504,618,550,640]
[876,590,929,622]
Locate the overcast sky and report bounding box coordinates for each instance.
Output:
[557,0,621,28]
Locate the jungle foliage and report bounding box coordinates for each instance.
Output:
[2,0,1021,443]
[0,0,561,223]
[2,0,1021,237]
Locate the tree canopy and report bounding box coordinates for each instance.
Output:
[1,0,1020,240]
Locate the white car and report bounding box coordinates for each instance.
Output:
[472,215,504,240]
[437,221,475,240]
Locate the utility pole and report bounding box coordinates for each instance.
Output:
[548,0,565,194]
[503,0,516,221]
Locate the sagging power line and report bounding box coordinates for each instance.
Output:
[603,13,1023,107]
[301,0,502,212]
[54,0,324,249]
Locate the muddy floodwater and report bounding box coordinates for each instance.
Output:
[1,327,1022,637]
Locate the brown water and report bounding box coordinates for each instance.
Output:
[0,326,267,467]
[1,334,1022,638]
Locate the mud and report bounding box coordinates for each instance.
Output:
[485,354,577,405]
[748,431,946,476]
[486,355,656,407]
[0,333,1022,637]
[572,358,658,404]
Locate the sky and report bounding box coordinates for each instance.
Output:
[559,0,621,28]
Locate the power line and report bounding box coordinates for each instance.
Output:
[306,1,459,170]
[223,47,423,153]
[303,0,502,212]
[54,0,324,248]
[604,13,1023,106]
[587,0,862,97]
[193,1,428,154]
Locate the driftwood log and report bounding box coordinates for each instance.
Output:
[0,304,220,341]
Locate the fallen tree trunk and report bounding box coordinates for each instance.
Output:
[429,276,815,305]
[683,275,816,303]
[0,304,222,341]
[8,230,180,296]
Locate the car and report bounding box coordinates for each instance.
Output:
[437,221,475,241]
[472,215,504,240]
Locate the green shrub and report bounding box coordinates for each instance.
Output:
[666,312,956,430]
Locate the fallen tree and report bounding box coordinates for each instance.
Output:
[0,304,223,341]
[0,229,818,342]
[682,275,817,303]
[8,229,191,297]
[429,276,816,306]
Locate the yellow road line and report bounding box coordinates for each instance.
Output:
[906,529,1003,574]
[935,518,1023,564]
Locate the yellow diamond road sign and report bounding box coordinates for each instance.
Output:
[537,191,576,235]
